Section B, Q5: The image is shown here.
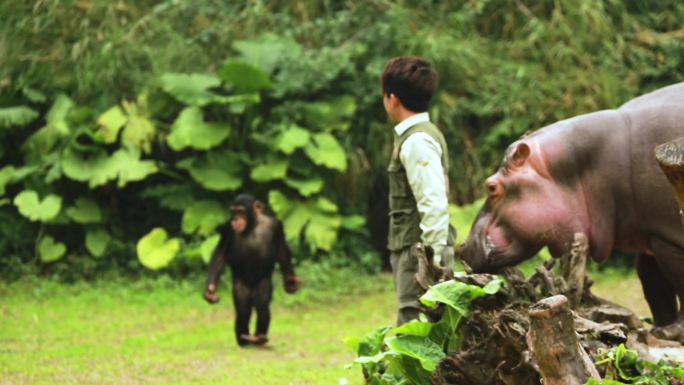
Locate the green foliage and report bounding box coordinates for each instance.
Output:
[0,106,38,128]
[85,228,110,258]
[1,1,683,277]
[176,151,243,191]
[38,235,66,263]
[181,200,228,236]
[303,132,348,171]
[349,277,503,384]
[136,228,180,270]
[269,190,342,251]
[13,190,62,222]
[160,73,222,107]
[219,60,273,93]
[167,107,231,151]
[589,344,684,385]
[65,198,101,224]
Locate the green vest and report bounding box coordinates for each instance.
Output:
[387,121,452,251]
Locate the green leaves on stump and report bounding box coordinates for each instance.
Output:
[136,228,180,270]
[349,278,503,384]
[13,190,62,222]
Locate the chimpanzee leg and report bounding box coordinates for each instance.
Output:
[253,277,273,337]
[232,278,253,346]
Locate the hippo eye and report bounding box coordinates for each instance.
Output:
[486,181,502,198]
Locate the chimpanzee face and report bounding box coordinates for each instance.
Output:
[230,206,248,234]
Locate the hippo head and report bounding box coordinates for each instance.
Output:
[459,137,588,273]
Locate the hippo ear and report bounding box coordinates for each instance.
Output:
[511,143,530,167]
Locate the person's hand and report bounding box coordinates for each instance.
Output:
[284,275,301,294]
[203,283,220,304]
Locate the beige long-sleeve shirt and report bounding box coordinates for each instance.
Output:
[393,113,450,261]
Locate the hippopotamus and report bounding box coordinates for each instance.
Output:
[459,83,684,339]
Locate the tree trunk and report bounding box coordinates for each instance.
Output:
[527,295,600,385]
[655,136,684,227]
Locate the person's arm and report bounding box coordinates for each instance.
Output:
[400,132,450,264]
[274,220,300,293]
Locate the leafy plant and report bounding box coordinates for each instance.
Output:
[588,344,684,385]
[136,228,180,270]
[347,277,503,384]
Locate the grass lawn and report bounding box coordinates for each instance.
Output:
[0,270,396,385]
[0,266,648,385]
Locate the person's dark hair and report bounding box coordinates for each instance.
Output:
[381,56,438,112]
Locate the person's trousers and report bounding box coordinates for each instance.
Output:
[390,245,455,325]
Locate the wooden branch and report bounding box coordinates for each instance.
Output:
[560,233,589,308]
[655,136,684,227]
[527,295,600,385]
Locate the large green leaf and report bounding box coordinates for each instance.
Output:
[23,94,73,156]
[385,335,445,372]
[301,95,356,132]
[274,124,311,154]
[13,190,62,222]
[62,147,157,188]
[219,60,272,93]
[304,132,347,171]
[0,165,38,196]
[268,191,341,251]
[65,198,101,223]
[177,151,243,191]
[61,148,110,183]
[122,114,156,154]
[181,200,228,236]
[167,106,231,151]
[86,228,110,258]
[420,278,502,314]
[201,234,221,264]
[0,106,39,128]
[159,73,221,106]
[250,157,288,182]
[96,105,127,143]
[304,213,341,251]
[0,166,16,196]
[38,235,66,263]
[391,320,433,337]
[233,33,302,74]
[141,184,196,211]
[136,228,180,270]
[211,93,261,114]
[284,176,323,196]
[107,149,158,188]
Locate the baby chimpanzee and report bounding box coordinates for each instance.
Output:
[203,194,301,346]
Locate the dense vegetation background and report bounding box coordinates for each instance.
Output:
[0,0,683,280]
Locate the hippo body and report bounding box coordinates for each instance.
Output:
[460,83,684,333]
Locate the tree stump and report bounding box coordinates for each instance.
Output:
[655,136,684,227]
[527,295,600,385]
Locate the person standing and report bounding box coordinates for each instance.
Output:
[381,56,454,325]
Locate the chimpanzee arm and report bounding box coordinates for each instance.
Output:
[203,226,231,304]
[274,220,300,293]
